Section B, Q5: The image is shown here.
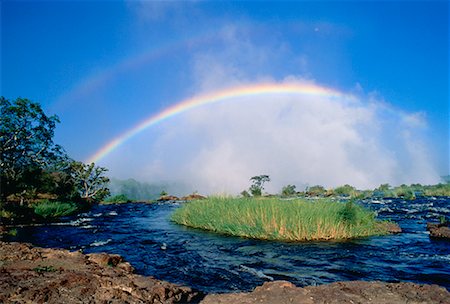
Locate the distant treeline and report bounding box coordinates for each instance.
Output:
[281,181,450,200]
[107,178,191,201]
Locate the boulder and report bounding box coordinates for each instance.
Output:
[180,194,207,201]
[157,195,180,202]
[384,222,402,234]
[427,222,450,239]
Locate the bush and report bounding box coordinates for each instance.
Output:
[281,184,296,197]
[33,200,79,218]
[104,194,131,203]
[171,197,389,241]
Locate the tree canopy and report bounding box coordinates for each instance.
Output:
[249,175,270,196]
[0,97,109,205]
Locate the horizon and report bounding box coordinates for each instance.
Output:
[2,0,449,194]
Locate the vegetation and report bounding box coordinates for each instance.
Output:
[33,200,79,218]
[249,175,270,196]
[108,178,174,201]
[70,161,110,201]
[103,194,132,204]
[33,265,57,273]
[276,180,450,200]
[171,197,390,242]
[1,97,110,222]
[281,184,296,197]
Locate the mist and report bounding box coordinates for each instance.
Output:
[102,78,439,195]
[100,26,441,195]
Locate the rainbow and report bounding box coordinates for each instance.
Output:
[87,82,349,163]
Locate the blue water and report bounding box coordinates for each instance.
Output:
[5,197,450,293]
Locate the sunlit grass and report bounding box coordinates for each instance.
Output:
[171,197,390,241]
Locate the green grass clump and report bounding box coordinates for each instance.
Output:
[171,197,390,241]
[33,200,79,219]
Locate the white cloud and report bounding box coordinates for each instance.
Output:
[117,77,439,195]
[103,24,440,195]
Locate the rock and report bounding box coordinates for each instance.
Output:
[1,241,449,304]
[201,280,450,304]
[375,222,402,234]
[384,222,402,234]
[0,241,202,303]
[180,194,207,201]
[427,222,450,239]
[157,195,180,202]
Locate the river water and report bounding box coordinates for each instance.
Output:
[5,197,450,293]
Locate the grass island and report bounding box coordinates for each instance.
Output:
[171,197,393,242]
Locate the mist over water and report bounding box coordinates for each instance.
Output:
[103,80,439,195]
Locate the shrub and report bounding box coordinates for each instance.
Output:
[33,200,79,218]
[281,184,296,197]
[104,194,131,203]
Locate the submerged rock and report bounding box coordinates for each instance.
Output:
[427,222,450,239]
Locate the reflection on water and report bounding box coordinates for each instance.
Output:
[6,197,450,293]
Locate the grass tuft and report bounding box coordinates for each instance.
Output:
[33,200,79,219]
[171,197,389,241]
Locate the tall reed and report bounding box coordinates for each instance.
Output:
[171,197,389,241]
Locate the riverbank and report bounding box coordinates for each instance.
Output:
[1,241,448,304]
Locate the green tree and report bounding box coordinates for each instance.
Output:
[281,184,296,197]
[334,184,357,197]
[1,97,64,202]
[70,161,110,202]
[249,175,270,196]
[306,185,326,197]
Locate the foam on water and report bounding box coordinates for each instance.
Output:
[5,197,450,293]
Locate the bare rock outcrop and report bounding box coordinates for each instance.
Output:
[1,241,449,304]
[201,280,449,304]
[0,241,201,303]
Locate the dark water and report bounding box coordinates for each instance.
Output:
[5,198,450,293]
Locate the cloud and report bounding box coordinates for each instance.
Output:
[135,78,437,195]
[103,24,440,195]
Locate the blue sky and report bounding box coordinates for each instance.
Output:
[2,0,449,192]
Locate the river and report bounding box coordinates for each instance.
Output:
[5,197,450,293]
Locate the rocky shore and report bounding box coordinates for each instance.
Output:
[1,241,449,304]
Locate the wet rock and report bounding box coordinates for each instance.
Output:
[375,222,402,234]
[201,280,450,304]
[427,222,450,239]
[384,222,402,234]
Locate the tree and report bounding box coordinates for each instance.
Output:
[70,161,110,202]
[281,184,296,197]
[334,184,357,197]
[306,185,326,197]
[249,175,270,196]
[1,97,64,202]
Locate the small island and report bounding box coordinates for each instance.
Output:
[171,197,399,242]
